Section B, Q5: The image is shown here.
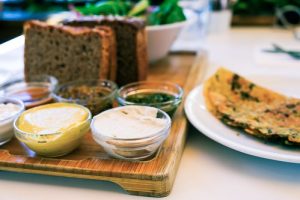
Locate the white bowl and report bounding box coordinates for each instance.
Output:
[48,12,187,63]
[146,21,187,62]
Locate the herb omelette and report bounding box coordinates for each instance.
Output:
[204,68,300,145]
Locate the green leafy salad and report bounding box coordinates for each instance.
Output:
[74,0,186,25]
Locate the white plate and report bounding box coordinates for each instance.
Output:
[184,75,300,163]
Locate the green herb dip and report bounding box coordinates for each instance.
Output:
[126,92,175,104]
[124,92,179,116]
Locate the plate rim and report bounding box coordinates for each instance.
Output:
[184,85,300,164]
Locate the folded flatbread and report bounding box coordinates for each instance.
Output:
[204,68,300,145]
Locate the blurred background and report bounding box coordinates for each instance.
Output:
[0,0,300,43]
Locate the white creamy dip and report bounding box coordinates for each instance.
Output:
[0,99,24,146]
[92,106,167,139]
[0,103,20,121]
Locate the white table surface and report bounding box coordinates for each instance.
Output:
[1,27,300,200]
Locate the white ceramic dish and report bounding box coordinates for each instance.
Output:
[185,75,300,163]
[146,21,186,62]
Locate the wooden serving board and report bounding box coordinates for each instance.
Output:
[0,52,206,197]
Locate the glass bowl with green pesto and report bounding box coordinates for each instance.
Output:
[52,79,117,115]
[117,81,183,116]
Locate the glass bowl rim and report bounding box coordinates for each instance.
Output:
[52,79,118,104]
[0,96,25,123]
[93,133,168,150]
[13,102,92,138]
[91,105,172,141]
[0,74,58,91]
[117,81,184,107]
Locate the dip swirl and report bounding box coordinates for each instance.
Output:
[14,102,91,157]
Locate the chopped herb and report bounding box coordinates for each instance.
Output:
[231,74,241,91]
[240,91,259,102]
[220,114,231,124]
[249,83,255,90]
[240,91,250,99]
[286,104,296,109]
[254,117,260,122]
[239,122,248,129]
[215,74,219,81]
[268,129,272,134]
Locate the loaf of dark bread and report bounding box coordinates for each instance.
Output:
[64,16,148,86]
[24,20,116,83]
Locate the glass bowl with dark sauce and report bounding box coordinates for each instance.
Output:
[53,79,117,115]
[117,81,183,117]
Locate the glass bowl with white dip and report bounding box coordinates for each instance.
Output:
[91,105,172,161]
[14,102,91,157]
[0,97,25,145]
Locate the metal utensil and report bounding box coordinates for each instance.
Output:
[263,44,300,60]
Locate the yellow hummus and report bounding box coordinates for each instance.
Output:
[15,103,91,157]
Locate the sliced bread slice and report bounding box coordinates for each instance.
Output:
[24,20,114,84]
[64,16,148,86]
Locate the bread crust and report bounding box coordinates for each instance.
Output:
[95,26,117,81]
[136,29,148,81]
[63,16,146,29]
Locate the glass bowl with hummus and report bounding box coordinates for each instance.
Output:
[14,102,91,157]
[0,97,25,145]
[91,105,171,161]
[117,81,183,117]
[52,79,117,116]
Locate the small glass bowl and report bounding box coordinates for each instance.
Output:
[91,106,172,161]
[52,79,118,116]
[13,103,91,157]
[117,81,183,117]
[0,75,58,109]
[0,97,25,145]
